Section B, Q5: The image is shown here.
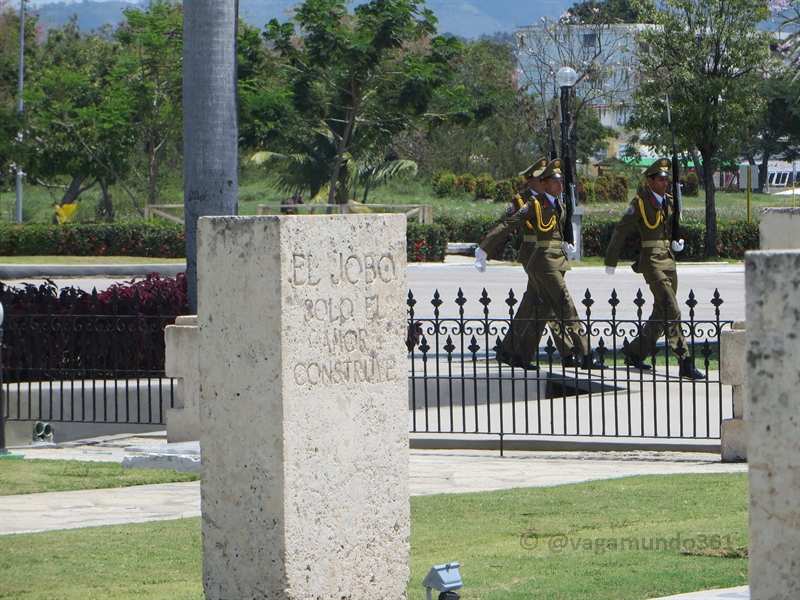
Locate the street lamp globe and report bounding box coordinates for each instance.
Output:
[556,66,577,88]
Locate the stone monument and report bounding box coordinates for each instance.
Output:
[197,215,409,599]
[746,250,800,599]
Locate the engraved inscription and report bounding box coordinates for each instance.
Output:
[291,243,400,387]
[293,357,397,387]
[304,297,355,325]
[292,250,396,287]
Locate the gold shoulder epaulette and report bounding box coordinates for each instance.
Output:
[637,195,663,230]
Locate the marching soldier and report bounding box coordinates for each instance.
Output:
[476,158,603,370]
[474,158,572,369]
[604,158,705,379]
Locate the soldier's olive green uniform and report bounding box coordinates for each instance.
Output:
[604,190,687,361]
[479,189,572,362]
[483,190,590,361]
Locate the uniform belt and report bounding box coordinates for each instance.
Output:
[642,240,669,248]
[541,241,562,249]
[523,235,537,242]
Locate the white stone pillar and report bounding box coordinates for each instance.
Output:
[719,320,747,462]
[165,315,199,442]
[746,250,800,600]
[197,215,409,599]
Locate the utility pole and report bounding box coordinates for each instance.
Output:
[15,0,25,223]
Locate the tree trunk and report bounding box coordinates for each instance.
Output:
[183,0,240,312]
[327,72,359,207]
[99,177,114,219]
[758,152,770,193]
[59,175,96,205]
[701,150,717,257]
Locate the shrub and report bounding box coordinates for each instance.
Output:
[473,173,495,200]
[682,171,700,196]
[456,174,476,194]
[594,173,628,203]
[578,175,596,203]
[0,274,189,381]
[0,222,186,257]
[493,179,516,204]
[407,222,448,262]
[435,214,520,262]
[431,171,458,197]
[582,217,759,260]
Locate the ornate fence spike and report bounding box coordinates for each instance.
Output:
[443,335,455,358]
[711,289,724,318]
[504,288,518,314]
[468,335,481,358]
[582,288,594,314]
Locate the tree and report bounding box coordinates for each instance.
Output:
[516,14,638,174]
[261,0,460,205]
[567,0,655,24]
[113,1,184,208]
[183,0,239,312]
[0,0,39,197]
[628,0,773,256]
[23,20,129,217]
[743,73,800,191]
[411,37,539,178]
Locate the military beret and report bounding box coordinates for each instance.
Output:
[538,158,564,179]
[519,157,549,178]
[644,158,671,178]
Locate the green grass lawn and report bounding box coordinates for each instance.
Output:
[0,472,748,600]
[0,459,199,496]
[4,168,795,225]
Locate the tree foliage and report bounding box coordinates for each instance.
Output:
[627,0,773,256]
[258,0,461,204]
[411,37,538,178]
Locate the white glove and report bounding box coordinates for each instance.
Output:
[562,242,576,255]
[671,239,685,252]
[474,247,488,273]
[605,266,615,275]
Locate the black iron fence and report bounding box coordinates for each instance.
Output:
[1,284,734,446]
[407,286,733,451]
[1,288,176,426]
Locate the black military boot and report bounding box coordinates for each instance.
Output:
[624,353,652,370]
[679,357,705,380]
[681,356,706,379]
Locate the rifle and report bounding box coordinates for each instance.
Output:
[665,94,681,243]
[558,82,576,246]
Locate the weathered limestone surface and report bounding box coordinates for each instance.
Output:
[759,208,800,250]
[746,251,800,600]
[197,215,409,600]
[165,315,199,442]
[720,321,747,462]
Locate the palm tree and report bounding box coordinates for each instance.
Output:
[183,0,239,312]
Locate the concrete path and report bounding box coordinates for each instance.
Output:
[0,433,746,535]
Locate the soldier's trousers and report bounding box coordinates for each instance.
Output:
[528,270,590,359]
[499,272,572,361]
[629,271,688,360]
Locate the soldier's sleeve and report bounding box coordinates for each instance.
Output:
[479,202,527,258]
[604,198,641,268]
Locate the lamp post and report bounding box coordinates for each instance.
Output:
[556,66,577,205]
[15,0,25,223]
[556,66,579,256]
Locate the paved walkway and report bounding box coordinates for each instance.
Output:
[1,432,747,536]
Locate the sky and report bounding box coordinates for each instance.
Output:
[26,0,575,39]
